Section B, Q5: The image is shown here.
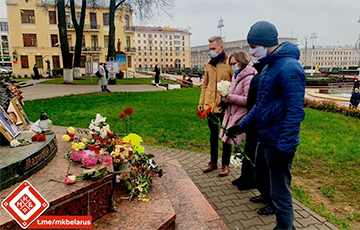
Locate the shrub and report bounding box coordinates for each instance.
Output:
[304,98,360,119]
[52,68,63,76]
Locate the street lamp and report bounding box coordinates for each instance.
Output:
[310,31,317,76]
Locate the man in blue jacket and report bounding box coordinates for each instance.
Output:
[227,21,305,230]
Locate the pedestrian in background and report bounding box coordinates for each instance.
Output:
[227,21,305,230]
[198,36,233,175]
[98,63,110,92]
[33,64,40,80]
[154,65,160,85]
[350,87,360,108]
[219,51,257,177]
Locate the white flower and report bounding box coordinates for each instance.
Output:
[149,159,157,169]
[10,139,20,147]
[217,80,231,97]
[230,154,243,168]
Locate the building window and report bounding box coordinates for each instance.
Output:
[104,35,109,48]
[76,12,81,24]
[0,22,8,31]
[52,56,60,68]
[35,55,43,68]
[169,35,172,40]
[170,47,172,51]
[155,52,157,56]
[90,13,97,29]
[160,35,162,38]
[65,11,70,25]
[91,35,98,49]
[82,35,85,47]
[143,40,146,44]
[80,56,86,67]
[21,10,35,23]
[23,34,37,47]
[182,36,185,40]
[138,46,141,51]
[138,40,140,44]
[150,58,152,62]
[174,41,180,45]
[125,15,130,28]
[182,42,185,46]
[137,34,140,37]
[174,35,180,39]
[139,58,141,62]
[127,56,132,68]
[138,52,141,55]
[67,34,72,47]
[20,55,29,68]
[155,58,158,62]
[51,34,58,47]
[92,55,99,63]
[143,34,146,37]
[126,36,130,48]
[103,13,109,26]
[49,11,56,24]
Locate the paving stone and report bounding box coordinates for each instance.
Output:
[245,202,266,211]
[294,219,303,228]
[206,196,221,203]
[205,190,225,198]
[213,200,237,210]
[219,193,238,202]
[297,216,322,227]
[216,207,231,216]
[199,186,213,194]
[256,223,276,230]
[257,215,276,225]
[314,223,334,230]
[226,220,244,230]
[203,177,221,183]
[224,213,247,223]
[295,209,310,218]
[325,222,340,230]
[241,217,264,229]
[233,197,251,206]
[198,181,216,188]
[228,204,251,214]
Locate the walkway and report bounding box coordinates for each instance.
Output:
[18,77,340,229]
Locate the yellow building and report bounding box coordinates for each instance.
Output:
[133,26,191,71]
[6,0,135,76]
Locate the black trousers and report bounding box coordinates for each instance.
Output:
[239,130,257,183]
[207,112,228,165]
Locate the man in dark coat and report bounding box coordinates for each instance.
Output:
[33,64,40,80]
[154,65,160,84]
[227,21,305,230]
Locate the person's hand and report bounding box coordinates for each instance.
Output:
[226,125,244,138]
[222,97,229,103]
[198,104,204,111]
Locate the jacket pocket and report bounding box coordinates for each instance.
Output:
[264,99,285,126]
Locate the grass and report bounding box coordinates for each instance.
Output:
[23,88,360,229]
[40,77,177,85]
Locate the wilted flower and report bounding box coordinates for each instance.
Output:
[64,174,76,184]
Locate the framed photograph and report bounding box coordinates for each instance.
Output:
[11,98,31,130]
[0,107,20,141]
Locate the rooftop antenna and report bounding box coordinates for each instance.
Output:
[217,16,224,38]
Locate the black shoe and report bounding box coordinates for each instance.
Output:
[249,195,264,203]
[232,178,241,186]
[237,183,255,191]
[257,205,275,215]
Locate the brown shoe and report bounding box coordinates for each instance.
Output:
[219,165,229,177]
[203,162,218,173]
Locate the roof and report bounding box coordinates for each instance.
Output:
[133,26,191,35]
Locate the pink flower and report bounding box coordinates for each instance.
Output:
[82,158,91,167]
[89,157,98,166]
[102,156,112,166]
[70,150,81,162]
[64,174,76,184]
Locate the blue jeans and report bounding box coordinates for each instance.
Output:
[255,144,295,230]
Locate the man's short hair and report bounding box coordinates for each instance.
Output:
[208,36,223,45]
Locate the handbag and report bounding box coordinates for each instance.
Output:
[96,71,101,78]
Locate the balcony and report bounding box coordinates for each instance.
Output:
[125,47,136,53]
[66,24,100,31]
[124,26,135,33]
[70,46,101,54]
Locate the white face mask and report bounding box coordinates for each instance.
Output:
[249,46,267,59]
[209,50,219,58]
[231,64,239,72]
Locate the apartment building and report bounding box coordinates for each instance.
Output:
[133,26,191,71]
[6,0,135,76]
[299,45,359,70]
[191,38,298,69]
[0,18,11,67]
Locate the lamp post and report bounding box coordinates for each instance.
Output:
[310,31,317,76]
[147,36,153,73]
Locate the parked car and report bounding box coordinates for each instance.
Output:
[0,67,9,74]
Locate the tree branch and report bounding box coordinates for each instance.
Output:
[69,0,78,29]
[115,0,126,9]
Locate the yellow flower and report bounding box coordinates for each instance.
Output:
[67,127,75,134]
[82,138,88,143]
[134,145,144,153]
[62,134,70,142]
[77,142,85,150]
[123,133,143,148]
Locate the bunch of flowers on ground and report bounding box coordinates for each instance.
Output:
[304,98,360,118]
[61,111,164,201]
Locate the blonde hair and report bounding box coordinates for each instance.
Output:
[208,36,223,45]
[229,51,251,69]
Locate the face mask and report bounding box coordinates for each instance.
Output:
[209,50,219,58]
[231,64,239,72]
[249,46,267,59]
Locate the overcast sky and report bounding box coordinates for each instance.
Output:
[1,0,360,48]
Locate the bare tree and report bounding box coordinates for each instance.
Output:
[106,0,174,60]
[57,0,73,83]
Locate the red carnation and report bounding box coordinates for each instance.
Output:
[31,134,39,141]
[206,106,212,114]
[196,110,201,116]
[37,135,46,142]
[200,111,207,119]
[124,107,134,116]
[119,113,126,119]
[108,133,115,138]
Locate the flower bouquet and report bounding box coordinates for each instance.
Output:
[217,80,231,112]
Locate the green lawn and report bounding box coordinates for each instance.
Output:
[23,88,360,229]
[40,77,176,85]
